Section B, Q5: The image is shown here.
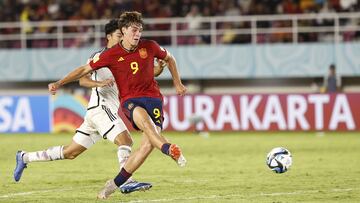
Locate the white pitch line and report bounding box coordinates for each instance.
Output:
[0,186,358,201]
[125,194,243,203]
[126,188,359,203]
[0,189,70,198]
[259,188,357,197]
[0,185,97,199]
[259,190,319,196]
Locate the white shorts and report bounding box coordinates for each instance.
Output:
[73,104,128,149]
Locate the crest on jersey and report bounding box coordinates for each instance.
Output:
[139,48,148,59]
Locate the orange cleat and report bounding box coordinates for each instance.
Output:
[169,144,186,167]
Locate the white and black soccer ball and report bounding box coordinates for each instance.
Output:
[266,147,292,174]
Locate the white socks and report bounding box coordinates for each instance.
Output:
[117,145,131,169]
[117,145,133,183]
[21,145,131,177]
[23,146,64,163]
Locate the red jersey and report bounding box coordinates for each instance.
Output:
[89,39,167,103]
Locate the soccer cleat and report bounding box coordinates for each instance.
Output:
[14,151,27,182]
[97,179,118,199]
[169,144,187,167]
[177,154,187,167]
[120,180,152,194]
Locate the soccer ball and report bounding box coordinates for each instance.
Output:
[266,147,292,173]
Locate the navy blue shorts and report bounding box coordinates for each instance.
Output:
[122,97,164,130]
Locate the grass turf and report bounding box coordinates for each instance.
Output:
[0,132,359,202]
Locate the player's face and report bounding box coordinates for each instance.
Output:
[107,29,122,47]
[122,24,143,47]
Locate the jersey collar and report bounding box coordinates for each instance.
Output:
[119,40,138,53]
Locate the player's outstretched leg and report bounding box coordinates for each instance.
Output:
[13,144,80,182]
[14,146,64,182]
[98,137,154,199]
[132,107,187,167]
[13,151,27,182]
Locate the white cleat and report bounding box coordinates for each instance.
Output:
[97,179,118,199]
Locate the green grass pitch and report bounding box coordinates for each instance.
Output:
[1,132,360,202]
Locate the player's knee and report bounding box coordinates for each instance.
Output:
[125,137,134,146]
[63,149,80,160]
[122,131,133,145]
[114,131,133,146]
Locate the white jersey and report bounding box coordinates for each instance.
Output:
[87,48,120,111]
[73,48,128,149]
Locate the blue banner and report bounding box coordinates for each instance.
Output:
[0,95,50,133]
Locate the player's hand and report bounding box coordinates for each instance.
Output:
[157,59,167,68]
[98,78,114,87]
[175,83,187,96]
[48,82,59,95]
[154,59,166,77]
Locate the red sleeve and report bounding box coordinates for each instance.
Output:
[150,41,167,59]
[89,50,111,70]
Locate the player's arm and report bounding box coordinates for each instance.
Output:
[154,59,167,77]
[79,73,114,88]
[164,52,187,96]
[50,50,111,94]
[48,64,93,95]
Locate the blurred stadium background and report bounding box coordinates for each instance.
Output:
[1,0,360,133]
[1,0,360,202]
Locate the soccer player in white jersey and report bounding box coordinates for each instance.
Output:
[14,19,166,194]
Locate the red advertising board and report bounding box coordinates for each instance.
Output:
[53,93,360,132]
[161,93,360,131]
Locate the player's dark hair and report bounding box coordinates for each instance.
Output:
[105,19,119,36]
[118,11,143,34]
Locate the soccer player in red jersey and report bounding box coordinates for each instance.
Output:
[15,19,168,194]
[48,12,187,199]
